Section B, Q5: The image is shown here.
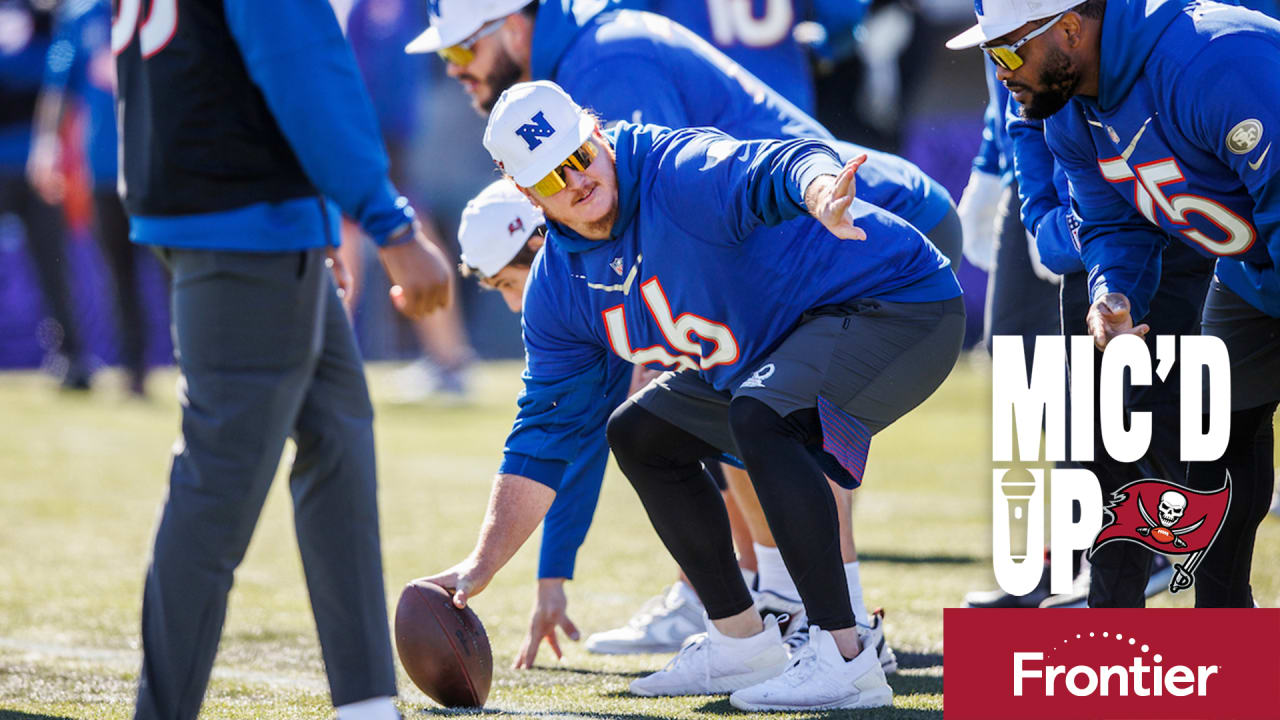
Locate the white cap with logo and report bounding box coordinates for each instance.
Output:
[405,0,529,55]
[482,80,597,189]
[458,180,545,278]
[945,0,1079,49]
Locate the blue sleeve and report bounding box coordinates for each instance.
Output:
[649,127,844,243]
[222,0,413,245]
[560,54,689,129]
[1045,111,1169,321]
[536,405,613,579]
[500,260,615,490]
[1177,34,1280,314]
[974,93,1003,176]
[42,9,79,95]
[1005,95,1085,274]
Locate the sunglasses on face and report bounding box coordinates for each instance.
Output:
[980,12,1066,71]
[531,141,599,197]
[437,18,504,66]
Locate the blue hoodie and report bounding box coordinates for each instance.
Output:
[1045,0,1280,319]
[527,3,954,235]
[499,123,959,490]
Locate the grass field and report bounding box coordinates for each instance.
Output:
[1,357,1276,720]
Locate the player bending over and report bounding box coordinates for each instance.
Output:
[426,81,963,711]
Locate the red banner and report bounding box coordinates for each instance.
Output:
[944,608,1280,719]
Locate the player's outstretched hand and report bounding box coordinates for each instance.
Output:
[805,154,868,241]
[514,578,580,669]
[421,558,494,610]
[379,225,453,319]
[1086,292,1150,350]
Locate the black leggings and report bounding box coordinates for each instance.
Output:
[608,396,854,630]
[93,188,146,379]
[1186,401,1277,607]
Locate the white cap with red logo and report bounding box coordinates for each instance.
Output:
[482,80,597,189]
[458,180,544,278]
[945,0,1079,49]
[405,0,529,55]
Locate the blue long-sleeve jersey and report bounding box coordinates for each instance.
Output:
[499,123,959,491]
[1005,95,1084,274]
[126,0,413,250]
[528,4,953,236]
[42,0,115,188]
[1044,0,1280,320]
[637,0,869,114]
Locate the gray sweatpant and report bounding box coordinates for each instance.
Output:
[134,248,395,719]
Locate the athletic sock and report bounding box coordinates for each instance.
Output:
[336,696,399,720]
[754,543,800,600]
[845,561,870,626]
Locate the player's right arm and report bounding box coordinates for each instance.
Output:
[1044,109,1168,347]
[1005,94,1084,275]
[222,0,450,317]
[426,260,612,609]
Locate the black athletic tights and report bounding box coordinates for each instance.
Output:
[1186,401,1277,607]
[608,396,854,630]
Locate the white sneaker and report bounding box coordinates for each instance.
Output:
[586,583,705,655]
[629,615,789,697]
[785,609,898,674]
[753,590,807,639]
[730,625,893,711]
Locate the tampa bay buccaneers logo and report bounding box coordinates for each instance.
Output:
[1089,476,1231,594]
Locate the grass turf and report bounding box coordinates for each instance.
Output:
[0,356,1275,719]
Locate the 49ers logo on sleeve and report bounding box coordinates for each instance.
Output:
[603,278,739,371]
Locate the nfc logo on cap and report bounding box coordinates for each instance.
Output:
[515,111,557,151]
[426,0,441,20]
[975,0,984,16]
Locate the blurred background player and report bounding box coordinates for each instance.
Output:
[27,0,152,396]
[1,0,90,390]
[343,0,476,401]
[115,0,451,718]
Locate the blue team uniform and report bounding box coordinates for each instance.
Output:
[1045,0,1280,321]
[498,123,958,491]
[639,0,869,114]
[43,0,114,188]
[529,4,954,237]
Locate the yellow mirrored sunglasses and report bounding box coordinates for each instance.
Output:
[530,141,598,197]
[436,18,504,66]
[980,12,1065,71]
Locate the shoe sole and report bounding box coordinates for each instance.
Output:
[629,664,787,697]
[729,686,893,711]
[586,641,687,655]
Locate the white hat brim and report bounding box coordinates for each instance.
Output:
[945,23,990,50]
[511,112,598,188]
[405,22,480,54]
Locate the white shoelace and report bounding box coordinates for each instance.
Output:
[655,632,712,688]
[781,638,821,687]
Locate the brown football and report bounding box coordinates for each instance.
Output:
[394,580,493,708]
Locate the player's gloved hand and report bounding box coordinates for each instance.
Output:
[379,223,453,319]
[513,578,580,669]
[1086,292,1150,350]
[956,168,1002,272]
[421,557,494,610]
[806,155,868,241]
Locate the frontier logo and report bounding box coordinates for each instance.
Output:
[1014,632,1217,698]
[945,609,1280,719]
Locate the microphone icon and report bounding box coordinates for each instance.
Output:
[1000,468,1038,561]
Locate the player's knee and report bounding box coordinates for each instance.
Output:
[605,401,657,464]
[728,396,805,454]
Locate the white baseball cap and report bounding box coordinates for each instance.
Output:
[945,0,1078,49]
[482,81,597,189]
[405,0,529,55]
[458,180,545,278]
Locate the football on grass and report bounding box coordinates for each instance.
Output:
[394,579,493,708]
